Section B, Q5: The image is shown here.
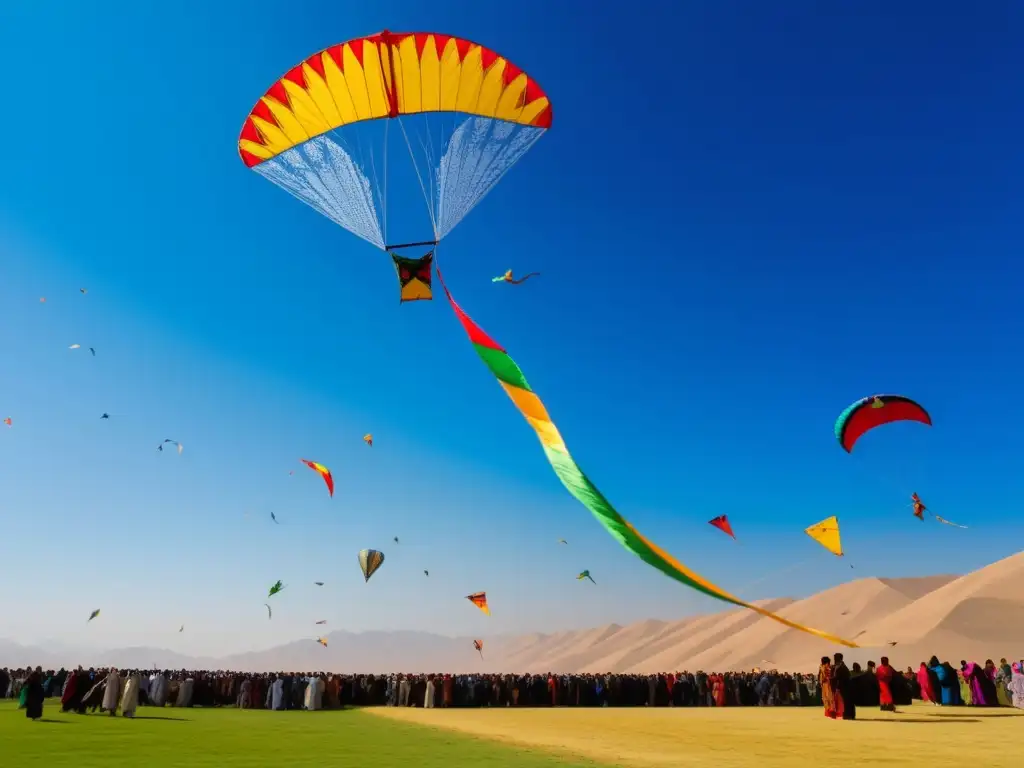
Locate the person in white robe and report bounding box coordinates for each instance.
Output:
[398,675,411,707]
[312,677,325,710]
[101,669,121,715]
[1010,663,1024,709]
[424,676,436,708]
[271,677,285,710]
[151,673,168,707]
[120,672,141,717]
[303,678,314,710]
[237,679,252,708]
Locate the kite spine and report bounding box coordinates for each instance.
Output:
[437,267,857,648]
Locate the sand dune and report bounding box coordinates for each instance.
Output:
[4,553,1019,672]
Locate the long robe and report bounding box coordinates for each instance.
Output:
[120,673,141,717]
[875,664,895,711]
[60,670,83,712]
[931,664,959,705]
[425,678,436,708]
[150,674,168,707]
[24,674,44,720]
[102,670,121,714]
[831,662,855,720]
[916,664,937,703]
[964,663,995,706]
[958,670,973,705]
[175,678,194,707]
[819,664,836,718]
[1009,668,1024,709]
[270,679,285,711]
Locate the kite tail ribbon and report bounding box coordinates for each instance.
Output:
[436,266,857,648]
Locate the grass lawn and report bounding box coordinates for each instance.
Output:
[370,702,1024,768]
[5,700,1024,768]
[0,700,602,768]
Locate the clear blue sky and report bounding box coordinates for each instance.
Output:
[1,0,1020,657]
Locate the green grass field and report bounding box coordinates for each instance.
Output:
[0,700,601,768]
[4,699,1023,768]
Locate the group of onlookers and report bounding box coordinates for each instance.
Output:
[3,657,1022,721]
[817,653,1024,721]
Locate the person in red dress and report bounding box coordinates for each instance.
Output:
[876,656,896,711]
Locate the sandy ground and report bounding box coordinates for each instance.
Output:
[367,704,1024,768]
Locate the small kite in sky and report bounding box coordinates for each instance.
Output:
[69,344,80,350]
[179,625,184,633]
[393,536,399,544]
[887,641,898,646]
[80,288,87,294]
[363,434,373,447]
[708,515,736,540]
[577,570,596,584]
[300,459,334,497]
[492,269,540,285]
[264,603,272,619]
[39,297,46,303]
[911,493,968,528]
[100,413,110,419]
[358,549,385,582]
[88,609,100,622]
[315,620,327,625]
[805,516,844,558]
[558,539,568,545]
[467,592,490,616]
[90,347,96,356]
[158,439,183,454]
[268,580,285,598]
[314,581,324,586]
[3,418,11,427]
[270,512,279,524]
[912,493,926,521]
[473,639,484,659]
[423,570,429,577]
[317,637,328,647]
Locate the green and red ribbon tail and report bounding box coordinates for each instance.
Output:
[436,266,856,648]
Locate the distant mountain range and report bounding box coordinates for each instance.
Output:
[4,551,1021,673]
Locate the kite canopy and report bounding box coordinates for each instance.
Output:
[239,30,551,253]
[805,516,843,557]
[834,395,931,453]
[473,639,484,658]
[466,592,490,615]
[358,548,385,582]
[301,459,334,497]
[708,515,736,539]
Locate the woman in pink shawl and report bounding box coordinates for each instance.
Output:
[963,662,996,706]
[916,662,938,703]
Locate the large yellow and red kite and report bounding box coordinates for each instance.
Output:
[239,30,551,293]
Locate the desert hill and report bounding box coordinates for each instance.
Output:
[3,552,1020,673]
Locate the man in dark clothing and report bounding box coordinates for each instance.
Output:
[831,652,856,720]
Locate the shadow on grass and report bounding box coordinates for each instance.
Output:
[36,718,71,724]
[133,715,188,722]
[858,717,980,724]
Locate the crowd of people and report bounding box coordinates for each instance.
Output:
[817,653,1024,721]
[3,656,1022,721]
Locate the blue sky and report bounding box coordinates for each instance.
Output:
[1,0,1020,657]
